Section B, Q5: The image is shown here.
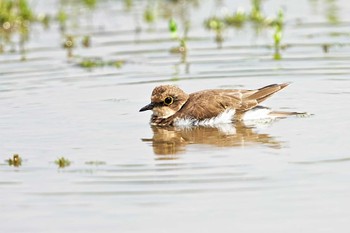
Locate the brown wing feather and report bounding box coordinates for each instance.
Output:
[174,90,242,120]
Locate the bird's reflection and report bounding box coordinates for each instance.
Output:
[142,122,281,156]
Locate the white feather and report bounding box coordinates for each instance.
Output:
[174,109,236,127]
[174,107,278,128]
[243,107,273,121]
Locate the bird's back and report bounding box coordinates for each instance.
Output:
[173,83,289,122]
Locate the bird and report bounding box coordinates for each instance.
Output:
[139,83,304,126]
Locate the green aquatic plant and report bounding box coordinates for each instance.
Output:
[325,0,339,24]
[250,0,265,23]
[81,35,91,47]
[78,57,125,69]
[57,9,68,31]
[55,157,71,168]
[63,35,75,58]
[224,8,247,28]
[0,0,35,57]
[37,13,51,29]
[144,7,156,24]
[168,18,187,53]
[204,16,225,47]
[322,44,330,53]
[169,18,178,37]
[7,154,22,167]
[82,0,97,9]
[123,0,133,11]
[273,9,284,60]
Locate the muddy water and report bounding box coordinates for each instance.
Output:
[1,0,350,232]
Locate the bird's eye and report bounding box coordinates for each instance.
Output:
[163,96,173,106]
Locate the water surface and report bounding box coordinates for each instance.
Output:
[1,0,350,232]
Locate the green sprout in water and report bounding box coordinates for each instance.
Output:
[169,18,178,38]
[204,17,225,47]
[63,35,75,58]
[325,0,339,24]
[81,35,91,48]
[55,157,71,168]
[0,0,35,58]
[78,57,125,69]
[144,6,156,25]
[82,0,97,9]
[273,9,284,60]
[250,0,265,23]
[57,9,68,32]
[7,154,22,167]
[123,0,133,11]
[168,18,187,54]
[224,8,247,28]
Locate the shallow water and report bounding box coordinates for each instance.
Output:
[1,0,350,232]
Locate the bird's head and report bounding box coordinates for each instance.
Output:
[139,85,189,118]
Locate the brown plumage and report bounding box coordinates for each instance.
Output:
[139,83,295,126]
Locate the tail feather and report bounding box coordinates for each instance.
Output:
[269,111,311,118]
[247,83,289,104]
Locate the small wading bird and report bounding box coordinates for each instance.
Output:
[139,83,306,126]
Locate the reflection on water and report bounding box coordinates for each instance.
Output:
[142,122,281,155]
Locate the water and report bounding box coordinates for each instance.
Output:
[1,0,350,232]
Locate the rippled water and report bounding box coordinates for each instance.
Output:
[1,0,350,232]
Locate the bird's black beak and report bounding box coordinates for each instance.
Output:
[139,102,155,112]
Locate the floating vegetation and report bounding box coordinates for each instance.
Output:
[55,157,71,168]
[6,154,22,167]
[78,57,125,69]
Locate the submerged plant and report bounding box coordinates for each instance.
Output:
[7,154,22,167]
[55,157,71,168]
